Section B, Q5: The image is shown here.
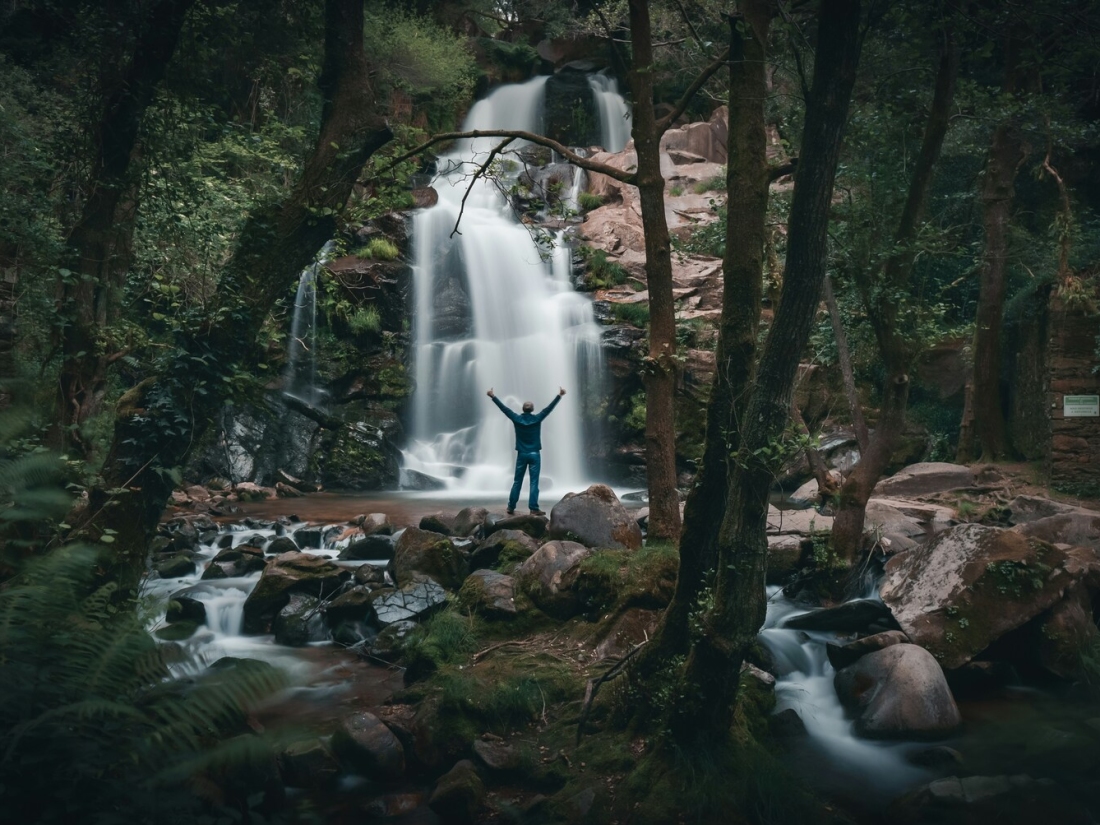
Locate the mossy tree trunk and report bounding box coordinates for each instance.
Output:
[79,0,393,599]
[669,0,864,746]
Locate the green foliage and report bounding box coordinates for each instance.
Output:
[578,245,629,289]
[669,185,684,197]
[574,543,679,615]
[612,302,651,327]
[402,606,481,679]
[347,305,382,335]
[578,191,605,211]
[353,237,400,261]
[673,201,727,259]
[610,390,647,437]
[693,174,726,194]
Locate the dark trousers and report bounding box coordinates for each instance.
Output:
[508,451,541,510]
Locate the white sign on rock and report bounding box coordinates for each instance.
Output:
[1063,395,1100,417]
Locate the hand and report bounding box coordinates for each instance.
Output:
[559,387,566,396]
[487,388,494,398]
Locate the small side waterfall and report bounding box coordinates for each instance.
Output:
[402,76,609,495]
[588,72,632,153]
[284,243,333,407]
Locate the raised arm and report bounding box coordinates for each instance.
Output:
[533,392,563,422]
[489,393,520,423]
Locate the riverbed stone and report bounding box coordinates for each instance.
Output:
[242,551,347,634]
[887,775,1092,825]
[324,585,374,624]
[420,513,456,536]
[265,536,298,555]
[202,544,266,579]
[873,462,975,497]
[272,592,327,646]
[515,540,591,619]
[339,534,396,562]
[370,581,447,625]
[392,526,466,590]
[429,759,485,824]
[469,529,539,572]
[293,526,323,549]
[354,563,387,586]
[485,513,549,540]
[166,593,207,625]
[453,506,489,537]
[279,739,340,789]
[826,630,909,671]
[879,524,1092,669]
[155,554,196,579]
[331,711,405,781]
[472,739,523,773]
[782,599,898,633]
[548,484,642,550]
[457,570,517,618]
[834,644,961,739]
[366,619,418,660]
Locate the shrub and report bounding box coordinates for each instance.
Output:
[669,185,684,197]
[578,191,604,211]
[578,245,629,289]
[348,304,381,334]
[613,301,650,327]
[693,173,726,194]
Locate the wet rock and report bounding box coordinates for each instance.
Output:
[472,738,523,773]
[874,462,975,497]
[293,526,323,549]
[331,711,405,781]
[339,534,396,562]
[420,513,456,536]
[429,759,485,824]
[548,484,642,550]
[155,620,198,641]
[515,540,591,619]
[887,775,1092,825]
[834,644,961,739]
[769,708,807,739]
[166,594,207,625]
[274,469,318,493]
[782,599,899,633]
[826,630,909,670]
[242,552,346,634]
[331,620,375,647]
[392,527,466,590]
[879,524,1092,669]
[944,660,1016,698]
[360,513,394,537]
[276,482,302,498]
[453,506,489,537]
[364,793,424,819]
[366,619,418,660]
[401,468,446,491]
[324,585,374,624]
[592,607,660,660]
[279,739,340,789]
[155,554,195,579]
[457,570,517,617]
[485,513,549,540]
[766,535,806,583]
[468,529,539,571]
[272,592,326,646]
[1011,511,1100,550]
[202,545,266,579]
[354,563,387,587]
[370,581,447,625]
[265,536,298,555]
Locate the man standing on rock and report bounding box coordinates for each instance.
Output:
[487,387,565,516]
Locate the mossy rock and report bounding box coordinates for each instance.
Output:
[155,620,199,641]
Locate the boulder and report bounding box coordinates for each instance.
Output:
[370,581,447,625]
[472,739,523,773]
[1033,584,1099,678]
[293,526,323,549]
[365,619,418,661]
[826,630,909,671]
[833,644,961,738]
[864,499,927,539]
[879,524,1090,669]
[874,462,975,497]
[202,545,266,579]
[429,760,485,824]
[453,506,489,537]
[265,536,298,555]
[592,607,660,660]
[242,552,346,634]
[339,534,396,562]
[1007,495,1088,525]
[354,563,387,587]
[360,513,394,536]
[279,739,340,789]
[782,599,899,634]
[468,529,539,571]
[547,484,642,550]
[766,535,805,583]
[331,712,405,781]
[457,570,517,618]
[155,554,195,579]
[400,468,446,491]
[485,513,549,540]
[166,594,207,625]
[272,592,327,646]
[766,506,832,536]
[392,527,466,590]
[324,585,374,624]
[887,775,1092,825]
[515,540,591,619]
[420,513,456,536]
[1011,511,1100,550]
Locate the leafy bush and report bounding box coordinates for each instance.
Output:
[578,245,629,289]
[693,174,726,194]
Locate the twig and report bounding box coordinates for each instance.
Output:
[576,640,648,745]
[450,138,514,237]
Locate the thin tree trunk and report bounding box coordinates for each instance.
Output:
[52,0,196,457]
[957,122,1021,462]
[671,0,863,744]
[639,1,772,669]
[823,273,869,451]
[627,0,681,541]
[832,26,959,562]
[78,0,393,599]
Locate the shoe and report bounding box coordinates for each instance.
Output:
[529,509,546,516]
[506,508,515,515]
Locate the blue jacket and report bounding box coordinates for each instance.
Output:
[492,395,560,453]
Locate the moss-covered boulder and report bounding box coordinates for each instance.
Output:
[468,529,538,572]
[331,711,405,781]
[242,551,347,634]
[548,484,642,550]
[272,592,327,646]
[515,540,591,619]
[429,759,485,824]
[457,570,517,618]
[392,526,467,590]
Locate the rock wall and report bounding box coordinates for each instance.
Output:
[1047,294,1100,490]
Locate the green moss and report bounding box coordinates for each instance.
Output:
[573,543,679,616]
[493,540,534,572]
[578,192,604,211]
[154,621,198,641]
[612,302,650,327]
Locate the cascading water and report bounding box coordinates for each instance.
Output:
[402,76,608,495]
[284,242,333,407]
[588,72,632,153]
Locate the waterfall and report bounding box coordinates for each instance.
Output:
[402,76,609,496]
[284,242,333,407]
[588,72,632,153]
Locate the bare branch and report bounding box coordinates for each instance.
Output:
[450,138,514,237]
[768,158,798,181]
[673,0,708,50]
[385,130,637,183]
[655,46,731,136]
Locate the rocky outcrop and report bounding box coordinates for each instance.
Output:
[834,644,961,738]
[879,524,1097,669]
[370,581,447,625]
[242,552,346,634]
[331,712,405,781]
[391,527,466,590]
[515,540,591,619]
[873,462,975,497]
[457,570,517,618]
[468,529,538,571]
[548,484,642,550]
[1011,511,1100,550]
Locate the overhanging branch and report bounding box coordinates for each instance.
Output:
[656,46,732,136]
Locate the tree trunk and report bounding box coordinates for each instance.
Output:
[957,122,1021,462]
[823,273,869,451]
[79,0,393,599]
[640,1,772,668]
[671,0,863,745]
[832,27,959,563]
[627,0,681,541]
[52,0,196,457]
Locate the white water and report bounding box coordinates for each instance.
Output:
[284,242,333,407]
[402,76,606,496]
[588,72,632,153]
[759,586,931,806]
